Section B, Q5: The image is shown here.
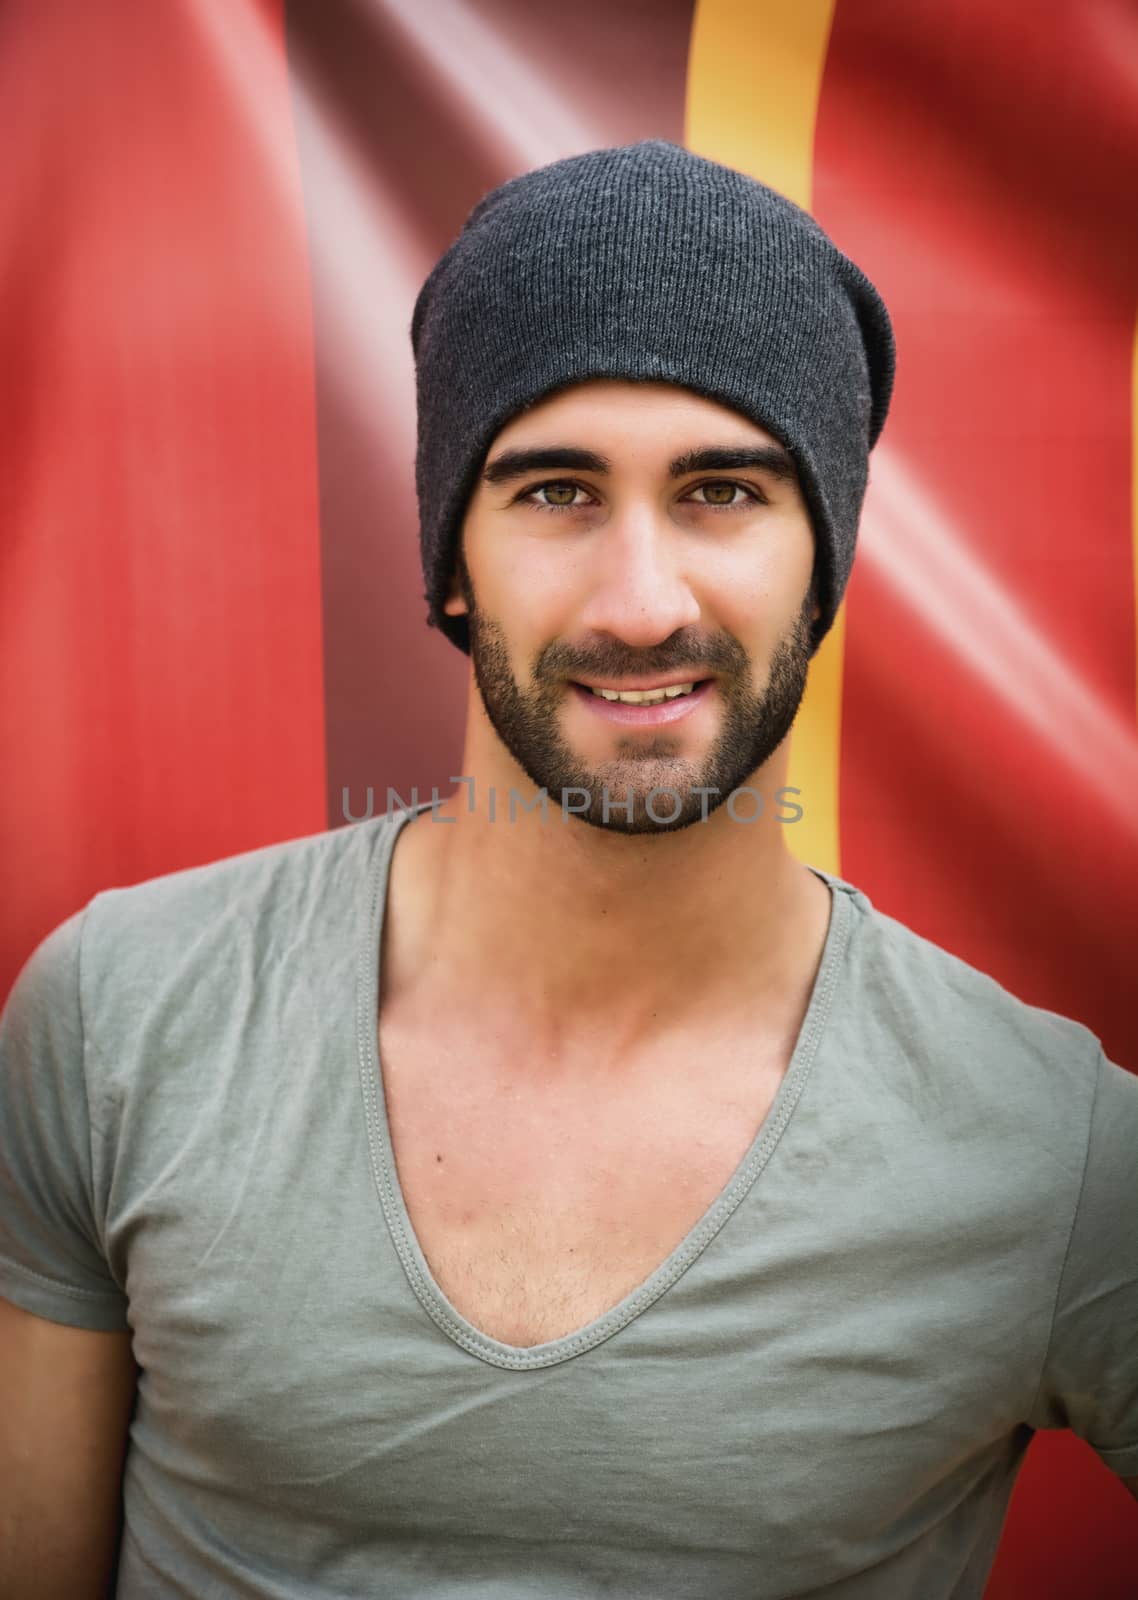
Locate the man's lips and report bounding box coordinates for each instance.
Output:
[571,674,714,693]
[568,678,716,727]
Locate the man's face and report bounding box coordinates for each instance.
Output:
[444,379,821,835]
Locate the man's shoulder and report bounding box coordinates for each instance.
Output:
[89,816,381,911]
[827,871,1110,1110]
[78,815,396,990]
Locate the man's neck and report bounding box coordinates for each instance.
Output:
[381,757,831,1070]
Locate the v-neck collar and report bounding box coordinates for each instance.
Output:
[356,803,854,1370]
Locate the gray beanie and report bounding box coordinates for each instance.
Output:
[411,139,895,659]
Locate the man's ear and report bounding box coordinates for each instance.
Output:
[441,553,469,618]
[805,567,822,625]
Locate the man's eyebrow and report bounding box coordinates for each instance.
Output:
[481,443,798,486]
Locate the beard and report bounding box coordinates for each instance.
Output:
[458,553,816,836]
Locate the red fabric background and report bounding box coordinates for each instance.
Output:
[1,0,1134,1588]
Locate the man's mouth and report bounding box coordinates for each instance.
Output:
[568,678,716,724]
[571,676,714,704]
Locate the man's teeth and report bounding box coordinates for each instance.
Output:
[588,682,698,705]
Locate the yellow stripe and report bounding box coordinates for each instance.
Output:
[684,0,843,875]
[685,0,836,215]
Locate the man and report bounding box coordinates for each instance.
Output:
[1,140,1135,1598]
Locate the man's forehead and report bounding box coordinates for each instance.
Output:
[512,375,762,419]
[491,377,788,453]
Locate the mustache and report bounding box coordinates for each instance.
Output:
[536,639,747,682]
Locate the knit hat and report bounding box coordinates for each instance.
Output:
[411,139,895,658]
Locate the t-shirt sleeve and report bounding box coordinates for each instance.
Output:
[0,905,130,1330]
[1027,1045,1138,1476]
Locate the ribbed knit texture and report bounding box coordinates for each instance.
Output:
[411,140,895,658]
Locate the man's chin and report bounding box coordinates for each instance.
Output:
[545,778,725,835]
[573,806,705,837]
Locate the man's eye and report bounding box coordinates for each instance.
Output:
[519,481,592,511]
[515,478,765,513]
[688,480,764,509]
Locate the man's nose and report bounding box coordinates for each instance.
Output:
[575,505,701,647]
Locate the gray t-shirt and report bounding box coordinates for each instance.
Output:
[1,801,1136,1599]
